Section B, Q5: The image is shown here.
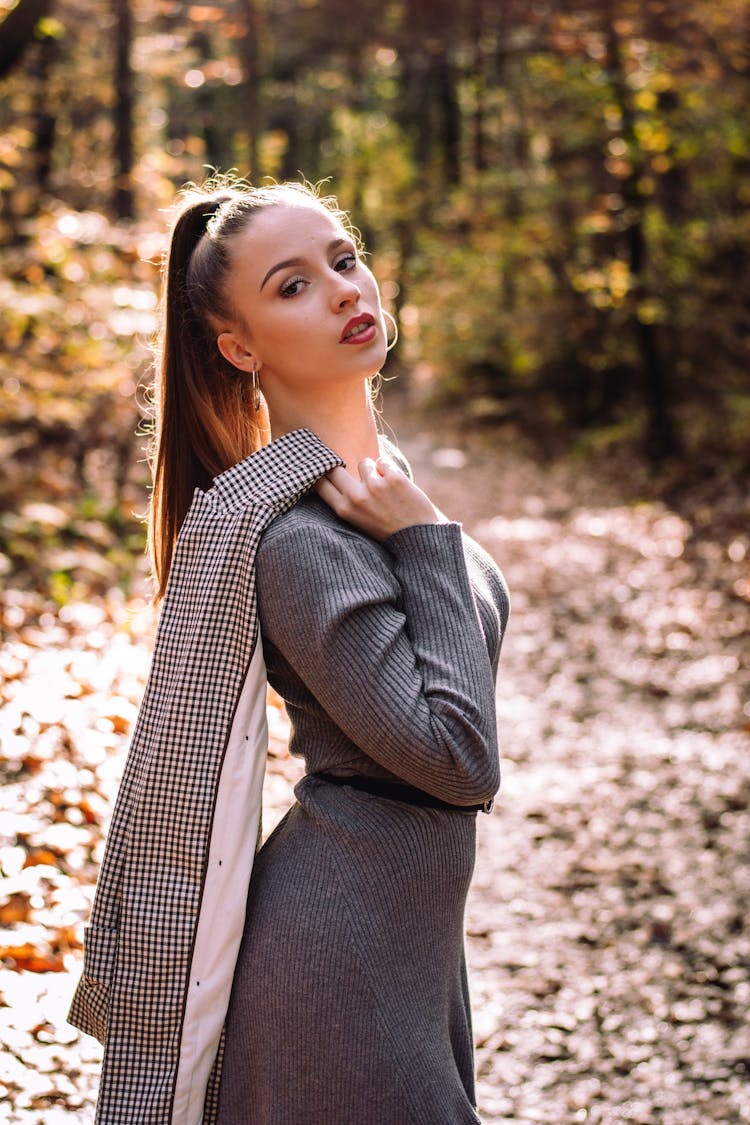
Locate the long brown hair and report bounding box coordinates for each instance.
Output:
[148,176,353,599]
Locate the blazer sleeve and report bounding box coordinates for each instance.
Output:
[256,518,501,806]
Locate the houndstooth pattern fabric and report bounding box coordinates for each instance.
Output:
[68,429,343,1125]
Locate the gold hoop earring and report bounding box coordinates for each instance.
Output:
[383,310,399,353]
[250,363,262,412]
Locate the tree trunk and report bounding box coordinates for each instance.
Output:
[190,30,230,170]
[437,47,461,187]
[0,0,54,80]
[113,0,134,219]
[237,0,261,178]
[605,17,681,460]
[470,0,488,173]
[278,103,300,180]
[31,33,59,194]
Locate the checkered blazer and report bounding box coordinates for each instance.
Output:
[68,429,343,1124]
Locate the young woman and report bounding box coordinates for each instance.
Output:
[70,179,509,1125]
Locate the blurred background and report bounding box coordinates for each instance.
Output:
[1,0,749,505]
[1,0,749,601]
[1,2,749,1122]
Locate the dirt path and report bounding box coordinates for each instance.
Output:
[1,408,748,1123]
[385,409,750,1125]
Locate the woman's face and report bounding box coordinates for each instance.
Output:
[217,203,388,401]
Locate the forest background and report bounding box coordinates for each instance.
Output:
[0,0,749,1121]
[1,0,749,483]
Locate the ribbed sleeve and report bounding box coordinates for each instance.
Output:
[256,516,501,806]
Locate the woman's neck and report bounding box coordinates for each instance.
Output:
[266,383,380,475]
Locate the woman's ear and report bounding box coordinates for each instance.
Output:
[217,331,257,373]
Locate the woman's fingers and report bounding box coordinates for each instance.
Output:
[314,455,439,540]
[358,457,385,486]
[313,475,342,508]
[322,462,382,506]
[314,467,367,519]
[323,465,356,494]
[374,456,399,478]
[322,459,396,498]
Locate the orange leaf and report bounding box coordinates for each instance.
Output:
[0,892,33,924]
[0,942,65,972]
[23,849,60,868]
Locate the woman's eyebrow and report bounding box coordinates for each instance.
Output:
[259,238,349,291]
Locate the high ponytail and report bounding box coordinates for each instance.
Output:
[148,176,356,599]
[148,190,260,598]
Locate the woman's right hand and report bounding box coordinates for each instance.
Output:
[314,458,444,542]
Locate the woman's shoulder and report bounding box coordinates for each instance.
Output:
[262,492,359,546]
[259,494,391,578]
[256,494,399,613]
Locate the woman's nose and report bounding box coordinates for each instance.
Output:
[331,272,361,308]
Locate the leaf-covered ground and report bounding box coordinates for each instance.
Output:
[1,397,749,1123]
[401,413,750,1125]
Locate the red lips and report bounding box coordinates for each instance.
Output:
[340,314,376,343]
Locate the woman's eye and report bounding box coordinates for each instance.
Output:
[280,275,306,298]
[334,253,357,273]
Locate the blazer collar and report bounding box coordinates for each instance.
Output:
[209,428,344,511]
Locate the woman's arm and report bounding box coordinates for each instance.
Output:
[256,515,501,806]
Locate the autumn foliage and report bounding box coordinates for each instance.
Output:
[1,0,749,1121]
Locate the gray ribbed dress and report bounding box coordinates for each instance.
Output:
[217,471,509,1125]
